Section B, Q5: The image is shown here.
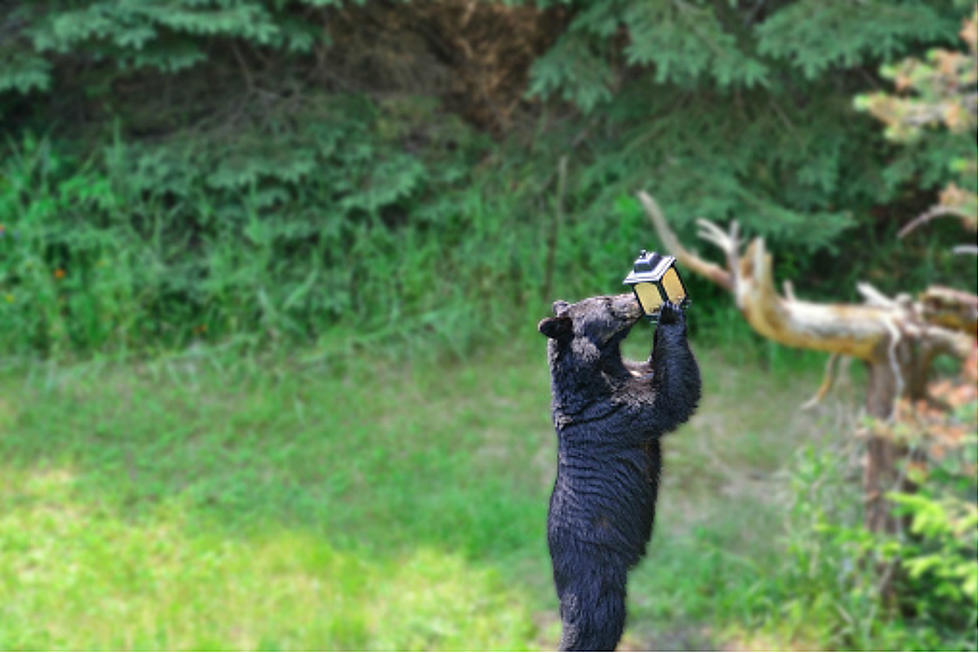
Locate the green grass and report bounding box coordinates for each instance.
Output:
[0,329,840,650]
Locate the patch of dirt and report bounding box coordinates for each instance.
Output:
[620,624,715,651]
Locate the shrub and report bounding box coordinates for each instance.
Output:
[770,421,978,650]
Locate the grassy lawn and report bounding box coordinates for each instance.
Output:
[0,329,843,650]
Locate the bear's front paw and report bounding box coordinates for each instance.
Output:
[658,301,685,326]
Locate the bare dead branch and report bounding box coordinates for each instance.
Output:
[802,353,841,410]
[898,204,971,238]
[857,282,901,309]
[637,191,976,365]
[782,280,796,302]
[638,191,734,291]
[918,285,979,336]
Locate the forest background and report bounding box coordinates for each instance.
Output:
[0,1,977,650]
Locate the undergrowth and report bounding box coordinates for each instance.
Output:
[3,128,973,361]
[748,438,979,651]
[0,125,739,358]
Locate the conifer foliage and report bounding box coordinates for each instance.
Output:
[0,1,975,354]
[525,0,967,250]
[0,1,337,94]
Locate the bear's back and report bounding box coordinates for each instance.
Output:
[549,426,660,564]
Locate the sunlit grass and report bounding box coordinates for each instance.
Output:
[0,465,536,650]
[0,332,835,650]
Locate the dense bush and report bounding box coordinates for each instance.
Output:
[771,431,978,650]
[0,108,506,354]
[0,0,975,356]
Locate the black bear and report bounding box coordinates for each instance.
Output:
[538,293,701,651]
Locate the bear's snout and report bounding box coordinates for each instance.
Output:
[610,293,643,322]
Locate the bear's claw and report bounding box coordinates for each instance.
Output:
[658,301,684,326]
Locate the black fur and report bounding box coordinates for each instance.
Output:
[538,293,701,651]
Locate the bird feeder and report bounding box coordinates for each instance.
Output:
[623,250,689,321]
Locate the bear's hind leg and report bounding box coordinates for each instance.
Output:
[556,557,627,651]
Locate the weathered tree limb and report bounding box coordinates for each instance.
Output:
[637,192,733,291]
[639,190,975,364]
[919,285,978,334]
[641,191,908,362]
[898,204,972,238]
[801,352,842,410]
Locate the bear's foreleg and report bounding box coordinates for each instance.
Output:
[647,302,701,429]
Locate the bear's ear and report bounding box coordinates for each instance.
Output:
[538,316,572,340]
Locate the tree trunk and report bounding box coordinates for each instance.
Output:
[864,358,904,533]
[863,338,926,534]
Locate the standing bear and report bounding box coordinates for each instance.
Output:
[538,293,701,651]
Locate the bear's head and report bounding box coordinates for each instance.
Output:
[538,293,643,374]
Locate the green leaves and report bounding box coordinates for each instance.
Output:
[529,0,962,110]
[887,486,979,610]
[774,439,979,651]
[621,1,767,87]
[29,1,287,49]
[206,144,318,191]
[0,0,975,354]
[340,155,427,214]
[527,32,615,113]
[756,0,957,80]
[0,51,50,94]
[522,0,975,293]
[0,0,332,95]
[0,81,501,353]
[528,0,768,112]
